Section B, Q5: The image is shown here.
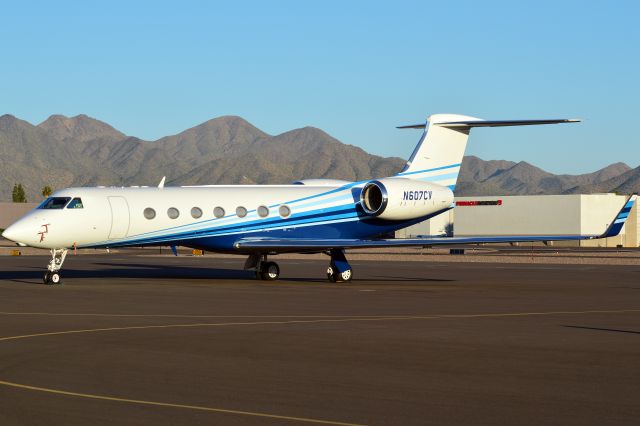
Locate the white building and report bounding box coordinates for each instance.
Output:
[396,194,639,248]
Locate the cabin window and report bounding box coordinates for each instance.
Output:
[191,207,203,219]
[279,205,291,218]
[167,207,180,219]
[38,197,71,209]
[236,206,247,218]
[214,207,225,218]
[257,205,269,218]
[144,208,156,219]
[66,198,84,209]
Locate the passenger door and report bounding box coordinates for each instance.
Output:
[108,196,130,239]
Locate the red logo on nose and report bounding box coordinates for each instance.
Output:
[37,224,50,242]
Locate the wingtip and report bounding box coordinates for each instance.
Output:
[600,194,637,238]
[396,124,426,130]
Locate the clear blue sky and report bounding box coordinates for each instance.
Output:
[1,0,638,173]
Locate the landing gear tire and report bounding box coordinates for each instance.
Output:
[50,272,62,285]
[43,248,67,286]
[327,265,352,283]
[43,271,62,285]
[259,262,280,281]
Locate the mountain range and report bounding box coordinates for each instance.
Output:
[0,113,638,202]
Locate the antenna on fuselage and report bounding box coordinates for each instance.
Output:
[158,176,166,189]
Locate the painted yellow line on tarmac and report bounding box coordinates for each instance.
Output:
[0,308,639,320]
[0,379,363,426]
[1,309,639,343]
[1,309,638,423]
[0,318,431,342]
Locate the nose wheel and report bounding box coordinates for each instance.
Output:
[43,248,67,285]
[43,271,62,285]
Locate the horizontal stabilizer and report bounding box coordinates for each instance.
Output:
[397,118,580,130]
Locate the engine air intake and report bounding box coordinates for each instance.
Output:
[360,181,388,215]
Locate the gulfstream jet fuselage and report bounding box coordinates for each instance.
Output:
[3,114,635,285]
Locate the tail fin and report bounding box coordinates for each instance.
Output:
[395,114,580,190]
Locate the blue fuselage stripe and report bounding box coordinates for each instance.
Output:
[88,204,360,247]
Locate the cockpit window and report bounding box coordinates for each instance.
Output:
[67,198,84,209]
[38,197,71,209]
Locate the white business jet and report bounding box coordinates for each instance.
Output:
[2,114,636,285]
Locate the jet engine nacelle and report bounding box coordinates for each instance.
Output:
[360,178,454,220]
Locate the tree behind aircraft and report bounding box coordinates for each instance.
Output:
[12,183,26,203]
[42,185,53,198]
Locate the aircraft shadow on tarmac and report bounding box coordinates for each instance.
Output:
[2,264,251,284]
[1,262,456,285]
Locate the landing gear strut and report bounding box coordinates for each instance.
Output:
[245,254,280,281]
[326,249,353,283]
[44,248,68,285]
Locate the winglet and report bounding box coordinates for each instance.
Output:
[599,194,637,238]
[158,176,166,189]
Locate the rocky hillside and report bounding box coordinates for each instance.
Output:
[456,156,632,196]
[0,114,404,201]
[0,113,636,201]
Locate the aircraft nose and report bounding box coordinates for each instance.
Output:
[2,225,16,241]
[2,222,27,244]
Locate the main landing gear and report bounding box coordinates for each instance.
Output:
[43,248,68,285]
[326,249,353,283]
[244,249,353,283]
[245,254,281,281]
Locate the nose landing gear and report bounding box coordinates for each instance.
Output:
[43,248,68,285]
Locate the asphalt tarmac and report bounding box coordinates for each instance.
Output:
[0,254,639,425]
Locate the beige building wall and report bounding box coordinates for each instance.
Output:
[579,194,623,247]
[627,201,639,247]
[0,202,38,229]
[455,195,583,236]
[396,209,453,238]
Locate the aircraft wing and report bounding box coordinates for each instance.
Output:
[234,195,636,253]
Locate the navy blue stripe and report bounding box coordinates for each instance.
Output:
[101,205,360,247]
